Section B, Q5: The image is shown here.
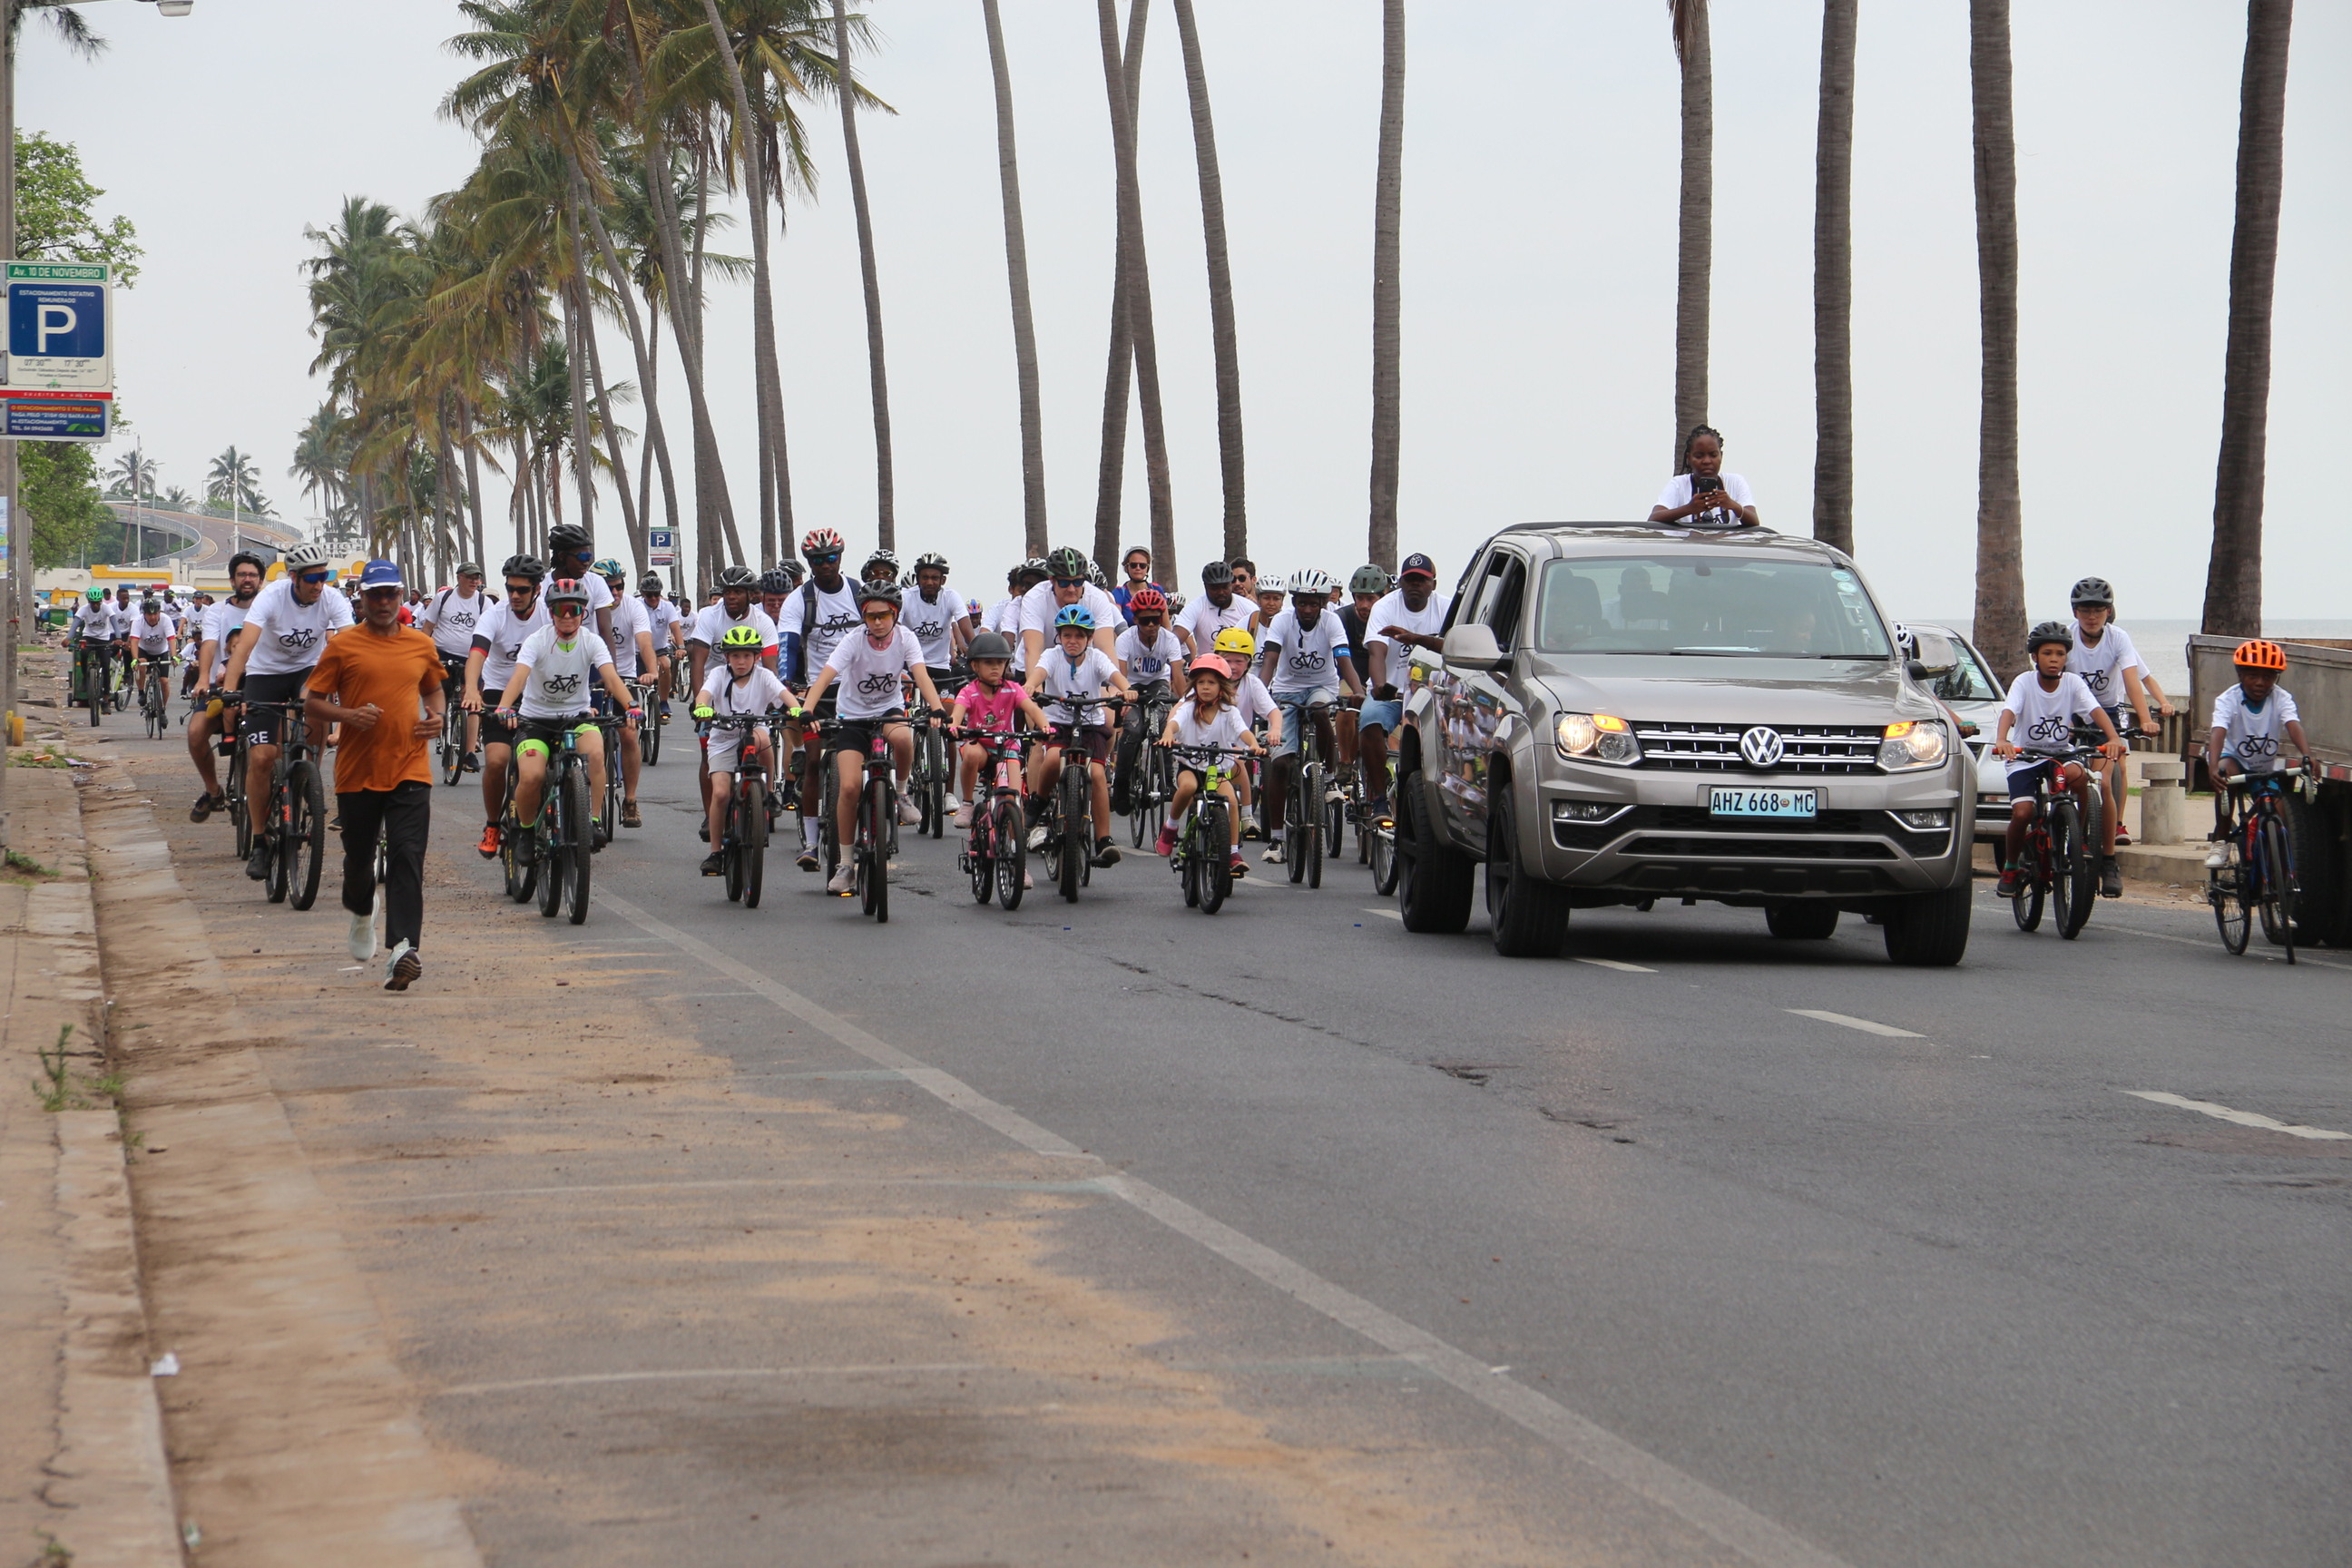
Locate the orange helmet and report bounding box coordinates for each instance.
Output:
[2232,638,2286,671]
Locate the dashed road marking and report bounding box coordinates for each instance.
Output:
[1785,1009,1926,1039]
[1360,907,1402,921]
[1575,957,1658,973]
[2123,1091,2351,1141]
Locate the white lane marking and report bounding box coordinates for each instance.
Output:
[439,1363,990,1397]
[597,887,1853,1568]
[1575,957,1658,974]
[1785,1009,1925,1039]
[2089,921,2352,973]
[1360,907,1402,921]
[2123,1091,2352,1141]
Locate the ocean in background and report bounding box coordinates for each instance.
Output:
[1914,619,2352,697]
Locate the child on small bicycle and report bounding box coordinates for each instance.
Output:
[1024,604,1134,868]
[692,624,798,876]
[1155,655,1262,877]
[1993,620,2126,899]
[947,630,1047,830]
[2202,639,2311,869]
[1214,627,1280,835]
[796,580,946,897]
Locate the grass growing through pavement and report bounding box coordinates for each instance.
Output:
[4,848,62,883]
[32,1025,120,1113]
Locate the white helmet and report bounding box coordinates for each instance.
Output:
[1257,573,1287,595]
[1288,567,1336,597]
[283,541,330,571]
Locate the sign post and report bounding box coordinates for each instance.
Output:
[647,528,676,569]
[1,260,114,441]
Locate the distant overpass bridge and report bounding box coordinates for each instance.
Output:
[103,503,306,583]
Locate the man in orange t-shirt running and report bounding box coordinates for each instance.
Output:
[305,559,446,990]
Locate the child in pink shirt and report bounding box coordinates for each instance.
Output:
[948,632,1048,829]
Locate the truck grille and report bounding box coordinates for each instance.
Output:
[1553,806,1946,858]
[1631,721,1884,774]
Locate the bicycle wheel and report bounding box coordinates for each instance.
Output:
[861,776,889,923]
[2009,837,2045,933]
[2054,801,2095,940]
[994,797,1026,910]
[820,761,841,885]
[1300,762,1325,889]
[503,807,536,903]
[2211,838,2252,955]
[564,768,593,925]
[1368,795,1400,897]
[967,796,995,904]
[1181,823,1202,908]
[1058,771,1084,903]
[263,775,291,904]
[1200,800,1231,914]
[228,746,254,860]
[927,732,949,838]
[287,761,327,911]
[723,789,746,904]
[741,779,767,909]
[440,706,465,785]
[88,662,104,727]
[2257,812,2295,960]
[641,699,662,767]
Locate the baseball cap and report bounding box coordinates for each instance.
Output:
[358,559,404,592]
[1398,553,1436,580]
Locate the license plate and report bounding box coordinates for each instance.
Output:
[1710,787,1818,818]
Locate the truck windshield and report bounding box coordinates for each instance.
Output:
[1534,555,1894,659]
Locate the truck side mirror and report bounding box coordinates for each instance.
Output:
[1441,623,1506,673]
[1905,630,1958,678]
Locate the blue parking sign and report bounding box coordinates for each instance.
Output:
[9,282,104,358]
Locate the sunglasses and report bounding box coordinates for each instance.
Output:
[1053,577,1084,588]
[861,607,897,621]
[808,552,842,565]
[551,603,585,617]
[298,571,330,585]
[505,583,538,596]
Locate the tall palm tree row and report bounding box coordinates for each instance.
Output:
[1967,0,2026,680]
[1367,0,1405,573]
[980,0,1050,556]
[1668,0,1711,475]
[1811,0,1857,556]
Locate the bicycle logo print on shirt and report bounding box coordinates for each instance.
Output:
[856,671,900,700]
[277,626,321,653]
[2024,713,2072,745]
[543,671,585,698]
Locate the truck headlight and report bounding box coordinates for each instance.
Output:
[1556,711,1640,766]
[1878,720,1945,770]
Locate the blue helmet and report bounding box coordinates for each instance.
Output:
[1054,604,1096,632]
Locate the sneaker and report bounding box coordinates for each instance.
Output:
[952,803,974,829]
[384,941,421,992]
[827,865,857,896]
[1027,820,1051,851]
[476,823,502,858]
[698,819,710,842]
[1092,837,1122,868]
[2100,856,2122,898]
[1995,867,2020,898]
[622,801,642,828]
[700,851,724,877]
[190,793,219,823]
[1154,823,1177,857]
[348,909,377,963]
[245,838,272,881]
[2203,844,2229,870]
[897,795,921,828]
[1229,848,1248,877]
[1022,870,1034,890]
[797,848,819,872]
[2112,829,2132,848]
[460,750,482,774]
[1262,839,1285,866]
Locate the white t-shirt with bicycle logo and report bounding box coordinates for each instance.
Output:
[2064,623,2144,713]
[2211,684,2299,774]
[822,624,925,721]
[241,576,355,676]
[2000,671,2102,776]
[512,623,614,720]
[1261,608,1351,696]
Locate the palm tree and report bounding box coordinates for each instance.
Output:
[1091,0,1149,569]
[289,403,353,522]
[104,450,158,502]
[208,446,267,515]
[1367,0,1405,572]
[1968,0,2025,679]
[1171,0,1245,561]
[1812,0,1857,554]
[2202,0,2295,639]
[157,485,196,514]
[831,0,897,549]
[1095,0,1177,583]
[1669,0,1711,474]
[981,0,1048,555]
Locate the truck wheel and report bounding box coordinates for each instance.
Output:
[1486,793,1570,957]
[1395,769,1474,935]
[1882,883,1971,966]
[1764,900,1839,940]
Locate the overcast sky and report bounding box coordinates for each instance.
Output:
[20,0,2349,620]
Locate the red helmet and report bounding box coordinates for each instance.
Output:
[800,528,845,561]
[1128,585,1167,614]
[2233,638,2286,671]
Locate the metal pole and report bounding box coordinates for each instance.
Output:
[3,0,19,848]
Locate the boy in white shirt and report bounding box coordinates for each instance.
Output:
[2201,639,2310,869]
[691,625,798,877]
[796,580,946,896]
[1992,621,2126,900]
[1023,604,1134,869]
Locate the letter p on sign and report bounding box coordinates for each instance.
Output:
[36,302,77,353]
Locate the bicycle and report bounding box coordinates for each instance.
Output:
[68,636,109,728]
[1283,695,1343,889]
[497,758,536,906]
[630,677,663,767]
[436,662,469,785]
[1122,686,1176,849]
[909,701,952,838]
[956,725,1035,911]
[1169,745,1248,915]
[500,712,594,926]
[225,697,328,911]
[1357,752,1401,897]
[1036,693,1126,905]
[818,715,913,923]
[2208,764,2312,962]
[220,701,253,859]
[706,713,774,907]
[137,654,172,740]
[2004,745,2102,939]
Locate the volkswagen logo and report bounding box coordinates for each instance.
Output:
[1739,726,1785,769]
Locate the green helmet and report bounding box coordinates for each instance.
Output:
[1045,544,1088,581]
[86,586,105,603]
[718,623,764,652]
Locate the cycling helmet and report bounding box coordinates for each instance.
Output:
[1187,655,1230,681]
[1054,604,1096,632]
[1127,585,1168,615]
[1892,622,1919,660]
[2233,638,2287,671]
[1349,564,1394,597]
[914,551,949,576]
[2025,620,2074,653]
[142,598,161,612]
[717,564,758,591]
[1167,592,1187,614]
[283,541,330,571]
[500,554,546,582]
[1087,561,1109,589]
[1045,545,1088,581]
[593,557,625,581]
[758,566,796,596]
[638,573,666,593]
[2068,576,2114,609]
[965,631,1014,662]
[1289,568,1337,597]
[718,623,765,652]
[545,577,592,608]
[1211,626,1257,657]
[863,547,900,576]
[800,527,846,560]
[855,578,903,610]
[1200,559,1234,590]
[85,586,104,603]
[546,522,593,555]
[1018,554,1050,579]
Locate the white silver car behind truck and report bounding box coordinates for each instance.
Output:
[1388,524,1975,964]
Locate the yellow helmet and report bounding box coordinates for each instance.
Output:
[1211,626,1256,657]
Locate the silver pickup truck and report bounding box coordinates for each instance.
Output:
[1388,524,1975,964]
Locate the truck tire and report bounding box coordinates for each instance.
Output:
[1881,883,1971,966]
[1395,769,1474,935]
[1486,792,1571,957]
[1764,900,1839,939]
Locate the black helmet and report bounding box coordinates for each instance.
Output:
[717,564,758,591]
[1045,545,1088,581]
[856,578,903,610]
[2069,576,2114,609]
[638,573,665,593]
[546,523,593,556]
[914,551,949,576]
[965,630,1013,662]
[2026,620,2074,653]
[500,554,546,583]
[759,566,796,595]
[1200,559,1234,589]
[1016,556,1050,583]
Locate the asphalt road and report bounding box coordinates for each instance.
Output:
[109,706,2352,1566]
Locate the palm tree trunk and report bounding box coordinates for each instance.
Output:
[640,307,662,543]
[982,0,1049,556]
[459,401,486,566]
[1172,0,1246,563]
[1812,0,1857,554]
[1671,0,1712,470]
[1968,0,2026,680]
[1093,0,1149,569]
[1367,0,1406,572]
[832,0,897,551]
[1097,0,1178,583]
[582,301,643,567]
[2203,0,2294,639]
[568,145,681,575]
